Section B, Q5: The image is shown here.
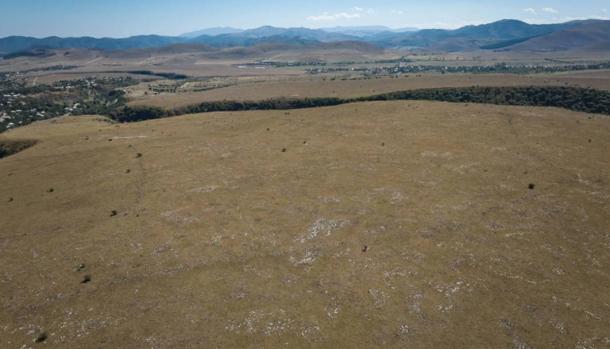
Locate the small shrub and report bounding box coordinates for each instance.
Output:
[34,332,47,343]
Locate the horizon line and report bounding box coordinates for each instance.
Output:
[1,18,605,40]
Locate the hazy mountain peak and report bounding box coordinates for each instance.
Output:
[180,27,243,38]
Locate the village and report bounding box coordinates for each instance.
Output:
[0,76,136,132]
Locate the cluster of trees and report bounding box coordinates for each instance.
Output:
[111,98,344,122]
[125,70,189,80]
[2,48,55,60]
[361,86,610,115]
[110,86,610,123]
[109,105,168,122]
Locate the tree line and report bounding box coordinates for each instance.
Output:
[111,86,610,123]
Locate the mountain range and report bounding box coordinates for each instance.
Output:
[1,19,609,56]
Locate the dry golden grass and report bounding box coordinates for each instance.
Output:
[1,101,609,348]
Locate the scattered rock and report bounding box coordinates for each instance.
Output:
[189,185,218,193]
[34,332,47,343]
[362,245,368,253]
[81,275,91,284]
[398,324,410,337]
[76,263,86,272]
[300,218,349,243]
[499,319,514,332]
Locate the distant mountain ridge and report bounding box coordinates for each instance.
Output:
[180,27,243,38]
[507,20,610,52]
[316,26,417,37]
[0,35,185,55]
[367,19,598,51]
[1,19,609,56]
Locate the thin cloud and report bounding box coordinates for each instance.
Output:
[563,14,609,21]
[307,12,362,21]
[542,7,558,14]
[306,7,373,22]
[523,8,537,15]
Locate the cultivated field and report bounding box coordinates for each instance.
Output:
[1,101,609,348]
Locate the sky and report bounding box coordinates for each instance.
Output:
[0,0,609,38]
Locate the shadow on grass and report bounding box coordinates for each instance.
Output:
[0,139,38,159]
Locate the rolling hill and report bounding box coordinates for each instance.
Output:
[1,101,609,348]
[505,20,610,52]
[0,35,185,55]
[369,19,597,51]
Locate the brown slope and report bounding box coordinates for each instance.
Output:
[1,104,609,348]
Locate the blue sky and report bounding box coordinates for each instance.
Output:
[0,0,608,38]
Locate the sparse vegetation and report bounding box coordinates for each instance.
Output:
[2,101,608,348]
